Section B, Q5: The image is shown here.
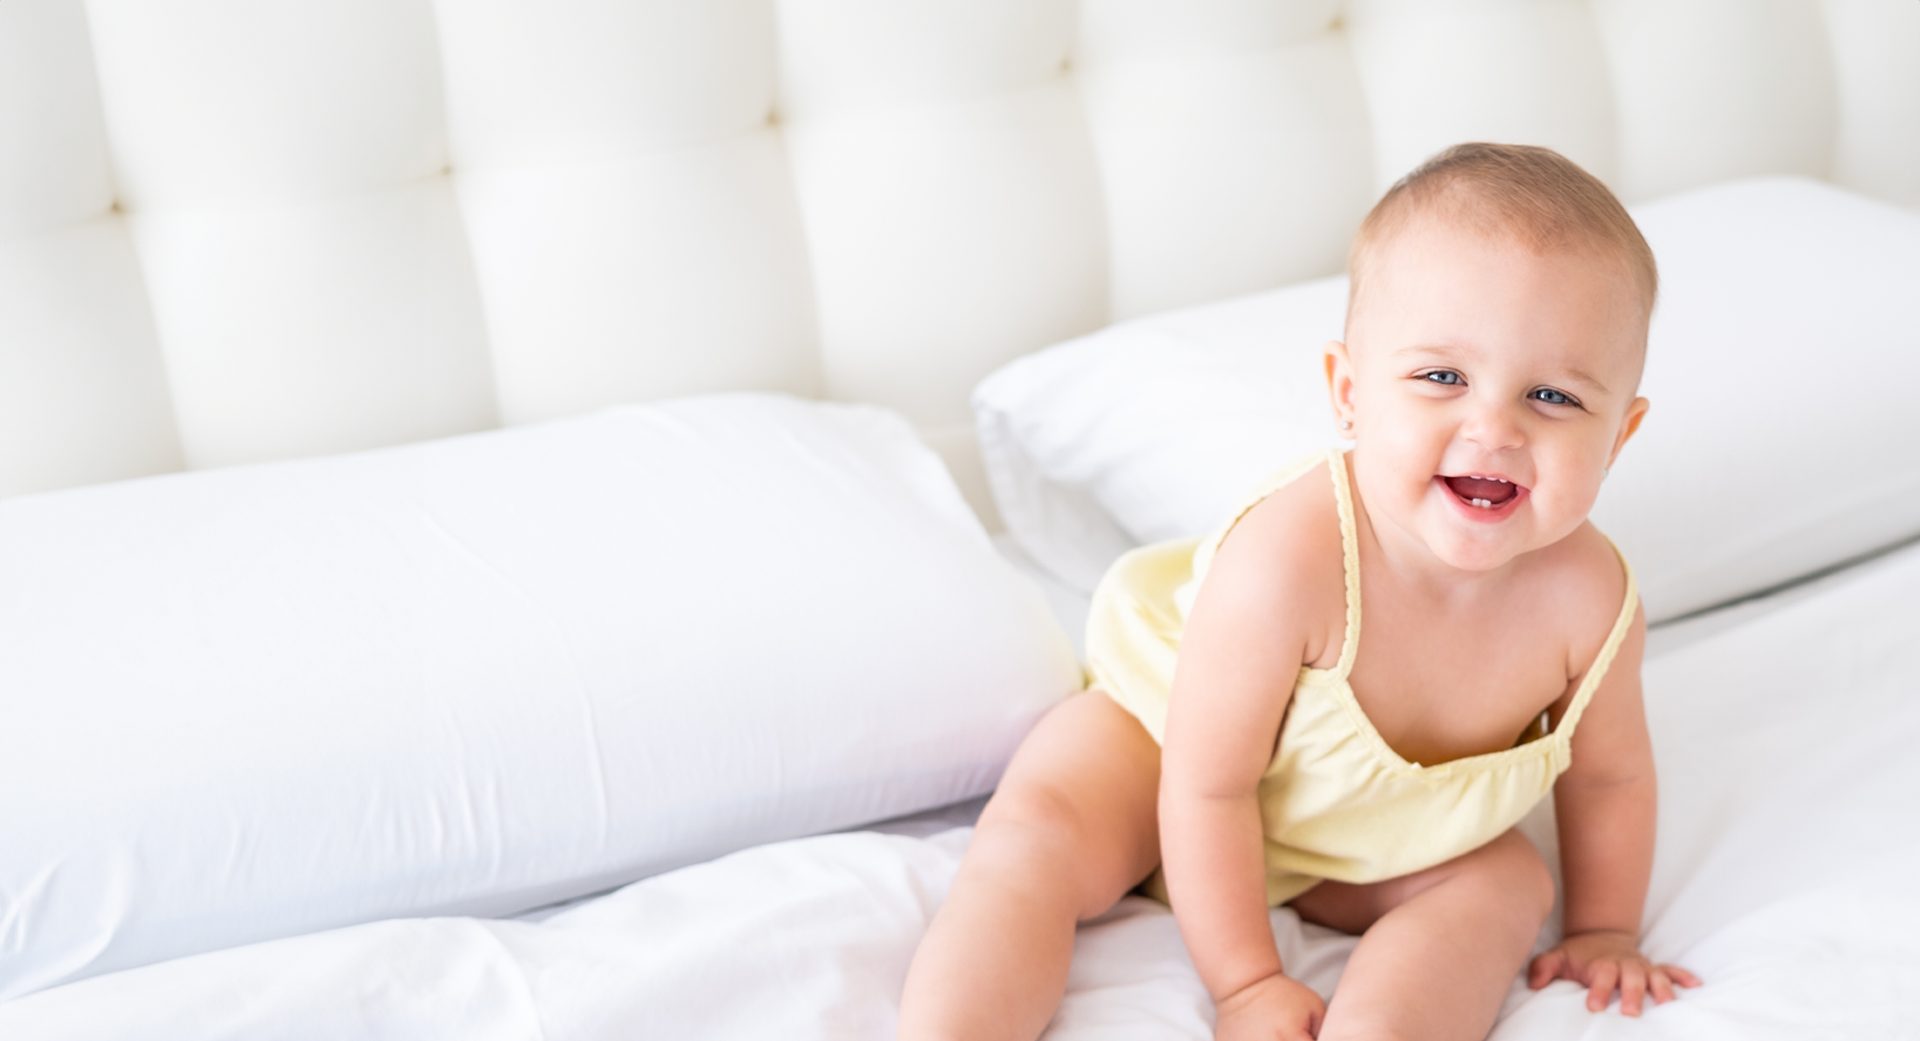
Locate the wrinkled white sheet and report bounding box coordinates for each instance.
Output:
[6,537,1920,1040]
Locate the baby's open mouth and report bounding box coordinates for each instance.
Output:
[1442,474,1521,510]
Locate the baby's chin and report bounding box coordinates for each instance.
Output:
[1422,505,1599,574]
[1415,496,1547,571]
[1421,533,1531,574]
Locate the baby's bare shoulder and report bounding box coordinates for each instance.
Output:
[1214,459,1343,576]
[1188,460,1346,661]
[1533,521,1634,675]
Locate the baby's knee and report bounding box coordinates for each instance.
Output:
[973,781,1158,921]
[971,784,1101,892]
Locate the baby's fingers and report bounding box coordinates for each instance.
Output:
[1527,949,1568,989]
[1641,965,1705,1011]
[1619,963,1648,1016]
[1661,965,1704,988]
[1585,961,1620,1012]
[1649,968,1678,1004]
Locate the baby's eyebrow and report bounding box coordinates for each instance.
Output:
[1394,343,1610,396]
[1560,367,1610,395]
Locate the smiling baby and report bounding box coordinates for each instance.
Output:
[898,141,1702,1041]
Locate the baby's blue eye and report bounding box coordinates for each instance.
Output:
[1416,371,1579,408]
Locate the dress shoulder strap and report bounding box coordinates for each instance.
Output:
[1555,535,1640,738]
[1325,447,1363,678]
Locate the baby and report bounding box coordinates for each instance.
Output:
[898,142,1702,1041]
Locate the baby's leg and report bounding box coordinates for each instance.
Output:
[1286,828,1556,1041]
[897,690,1162,1041]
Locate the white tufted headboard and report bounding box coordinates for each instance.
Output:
[3,0,1916,528]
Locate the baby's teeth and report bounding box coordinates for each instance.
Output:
[1469,497,1492,508]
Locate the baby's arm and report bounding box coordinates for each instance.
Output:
[1160,522,1325,1034]
[1530,599,1703,1014]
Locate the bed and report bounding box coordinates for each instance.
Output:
[3,3,1918,1039]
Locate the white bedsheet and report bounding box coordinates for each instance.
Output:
[6,538,1919,1039]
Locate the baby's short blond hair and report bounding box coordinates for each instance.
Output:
[1344,142,1658,343]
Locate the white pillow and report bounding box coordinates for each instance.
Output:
[973,176,1920,624]
[0,392,1081,1001]
[973,275,1350,593]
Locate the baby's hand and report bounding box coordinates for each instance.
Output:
[1526,928,1703,1016]
[1213,972,1326,1041]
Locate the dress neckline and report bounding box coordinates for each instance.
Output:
[1303,446,1640,775]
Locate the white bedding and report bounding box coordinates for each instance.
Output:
[0,397,1082,1000]
[6,536,1918,1039]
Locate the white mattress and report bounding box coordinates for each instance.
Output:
[4,536,1917,1039]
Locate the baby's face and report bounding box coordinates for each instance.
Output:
[1326,216,1651,573]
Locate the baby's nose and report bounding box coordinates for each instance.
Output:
[1459,403,1525,450]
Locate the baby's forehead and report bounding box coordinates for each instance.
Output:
[1377,333,1639,381]
[1368,217,1645,318]
[1355,220,1648,381]
[1383,209,1623,273]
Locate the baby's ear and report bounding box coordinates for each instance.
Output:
[1609,396,1650,466]
[1323,340,1356,417]
[1321,338,1350,383]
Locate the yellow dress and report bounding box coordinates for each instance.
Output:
[1083,446,1639,907]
